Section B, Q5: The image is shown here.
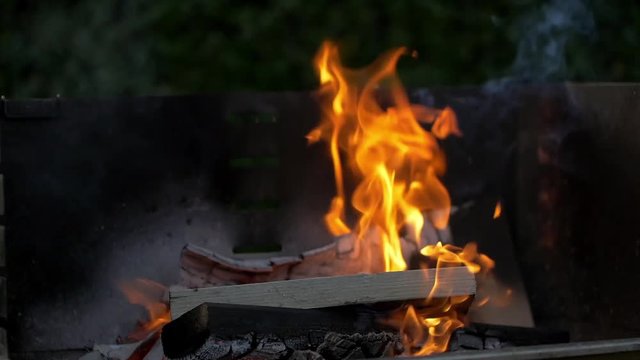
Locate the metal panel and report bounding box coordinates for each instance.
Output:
[424,338,640,360]
[3,86,638,353]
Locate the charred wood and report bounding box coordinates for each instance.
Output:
[161,303,382,358]
[178,226,449,289]
[448,323,569,351]
[166,331,401,360]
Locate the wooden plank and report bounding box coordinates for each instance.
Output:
[170,267,475,318]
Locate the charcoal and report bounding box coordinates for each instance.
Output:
[448,323,568,352]
[456,333,484,350]
[316,332,401,360]
[284,335,311,351]
[343,347,365,360]
[316,333,361,360]
[308,330,327,348]
[360,333,400,358]
[247,334,290,359]
[183,337,232,360]
[382,341,404,357]
[290,350,324,360]
[484,336,501,350]
[162,303,373,358]
[230,334,254,358]
[169,331,400,360]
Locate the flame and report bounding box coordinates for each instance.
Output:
[493,201,502,219]
[308,41,461,273]
[401,241,493,355]
[401,305,465,355]
[308,40,484,355]
[421,242,495,276]
[118,278,171,341]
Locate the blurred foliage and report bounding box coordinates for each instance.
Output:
[0,0,638,97]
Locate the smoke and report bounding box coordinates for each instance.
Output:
[472,0,596,156]
[430,1,597,205]
[486,0,595,90]
[514,0,594,80]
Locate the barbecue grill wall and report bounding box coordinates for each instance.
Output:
[1,85,639,354]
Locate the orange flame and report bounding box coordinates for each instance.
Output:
[308,41,461,273]
[493,201,502,219]
[118,278,171,341]
[308,40,482,355]
[400,242,494,355]
[421,242,495,277]
[401,304,465,356]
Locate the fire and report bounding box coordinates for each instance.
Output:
[401,304,465,355]
[402,241,494,354]
[308,41,461,272]
[118,278,171,341]
[493,201,502,219]
[308,41,494,355]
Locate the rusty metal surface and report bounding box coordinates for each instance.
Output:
[512,84,640,340]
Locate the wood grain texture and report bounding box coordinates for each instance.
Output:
[170,267,475,318]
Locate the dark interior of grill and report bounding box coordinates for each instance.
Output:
[2,85,640,359]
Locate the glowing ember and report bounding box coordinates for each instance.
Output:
[308,41,495,355]
[493,201,502,219]
[118,278,171,341]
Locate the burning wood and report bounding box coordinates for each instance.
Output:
[167,40,498,358]
[170,267,475,318]
[162,303,384,358]
[118,278,171,341]
[80,331,165,360]
[140,40,501,360]
[493,201,503,219]
[162,303,481,359]
[307,41,462,274]
[82,279,172,360]
[179,231,431,289]
[302,40,491,355]
[166,331,402,360]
